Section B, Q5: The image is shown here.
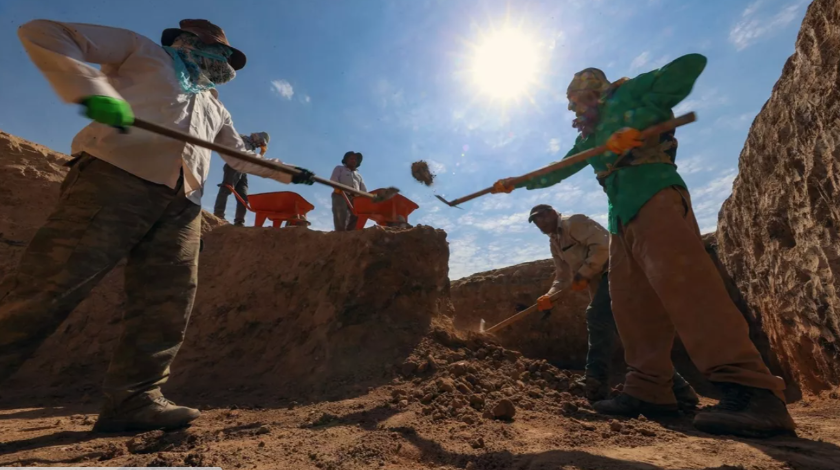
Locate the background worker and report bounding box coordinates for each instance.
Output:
[330,151,366,231]
[214,131,270,226]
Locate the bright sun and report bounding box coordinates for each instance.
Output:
[471,27,540,101]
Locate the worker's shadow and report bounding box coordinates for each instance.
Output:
[0,430,99,458]
[388,423,840,470]
[322,403,840,470]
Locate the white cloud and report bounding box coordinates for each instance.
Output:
[271,80,294,100]
[676,154,715,175]
[459,210,530,234]
[630,51,650,71]
[548,138,561,154]
[302,95,311,104]
[426,159,447,175]
[416,212,456,232]
[690,168,738,233]
[715,112,756,129]
[448,234,549,280]
[729,0,806,51]
[673,88,728,116]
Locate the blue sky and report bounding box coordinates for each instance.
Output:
[0,0,809,279]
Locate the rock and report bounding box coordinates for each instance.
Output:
[255,425,272,435]
[456,382,473,395]
[421,393,435,404]
[715,0,840,399]
[437,378,456,393]
[490,399,516,420]
[401,361,418,377]
[609,421,622,433]
[466,463,477,470]
[562,402,578,414]
[470,437,485,449]
[469,394,486,409]
[450,361,468,377]
[639,428,656,437]
[398,399,409,408]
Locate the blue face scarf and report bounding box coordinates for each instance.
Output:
[163,34,236,94]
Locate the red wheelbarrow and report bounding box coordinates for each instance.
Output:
[340,188,419,229]
[225,184,314,228]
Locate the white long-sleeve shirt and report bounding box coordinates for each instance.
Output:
[329,165,367,193]
[17,20,292,205]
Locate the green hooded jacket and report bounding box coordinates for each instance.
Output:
[516,53,708,234]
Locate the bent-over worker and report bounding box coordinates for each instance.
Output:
[528,204,698,407]
[1,18,315,433]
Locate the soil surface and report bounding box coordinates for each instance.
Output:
[2,334,840,470]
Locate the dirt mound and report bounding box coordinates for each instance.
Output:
[1,129,451,405]
[716,0,840,398]
[166,224,452,403]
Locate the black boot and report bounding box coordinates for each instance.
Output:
[593,392,678,418]
[577,376,610,402]
[93,395,200,433]
[693,383,795,438]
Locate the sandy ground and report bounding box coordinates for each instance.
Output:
[2,385,839,469]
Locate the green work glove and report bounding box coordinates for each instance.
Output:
[80,95,134,129]
[291,167,315,185]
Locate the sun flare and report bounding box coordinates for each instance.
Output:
[471,27,540,101]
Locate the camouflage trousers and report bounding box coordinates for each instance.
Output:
[0,154,201,406]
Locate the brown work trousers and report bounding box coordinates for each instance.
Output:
[609,187,786,404]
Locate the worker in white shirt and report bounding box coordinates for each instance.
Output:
[2,18,315,433]
[330,151,367,231]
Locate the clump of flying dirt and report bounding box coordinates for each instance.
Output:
[410,160,435,186]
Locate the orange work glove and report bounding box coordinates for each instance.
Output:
[606,127,643,155]
[259,145,268,155]
[491,179,514,194]
[537,295,553,311]
[571,273,589,292]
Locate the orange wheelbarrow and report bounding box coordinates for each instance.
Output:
[340,188,419,230]
[225,184,314,228]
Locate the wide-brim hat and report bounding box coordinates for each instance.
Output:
[161,19,246,70]
[342,151,363,166]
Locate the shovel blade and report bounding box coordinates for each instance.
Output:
[434,194,462,209]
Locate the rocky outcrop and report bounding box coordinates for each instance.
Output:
[716,0,840,397]
[0,130,453,404]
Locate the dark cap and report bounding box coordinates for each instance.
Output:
[161,19,247,70]
[528,204,554,223]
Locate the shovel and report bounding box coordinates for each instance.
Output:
[480,290,566,335]
[436,112,696,208]
[132,118,400,203]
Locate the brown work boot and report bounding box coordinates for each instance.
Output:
[673,382,700,410]
[93,395,200,433]
[593,392,679,418]
[693,383,795,438]
[577,376,610,402]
